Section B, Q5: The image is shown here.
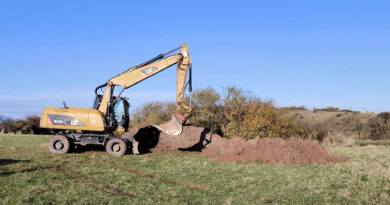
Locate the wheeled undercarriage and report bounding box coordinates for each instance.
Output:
[48,133,139,156]
[47,96,139,156]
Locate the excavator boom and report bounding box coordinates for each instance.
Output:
[97,43,192,135]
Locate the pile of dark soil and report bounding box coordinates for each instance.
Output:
[127,125,345,165]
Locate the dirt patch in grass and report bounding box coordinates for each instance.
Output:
[200,137,346,164]
[127,125,346,165]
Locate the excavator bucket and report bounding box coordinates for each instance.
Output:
[153,114,184,135]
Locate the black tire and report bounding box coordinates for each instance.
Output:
[48,135,71,154]
[105,138,127,156]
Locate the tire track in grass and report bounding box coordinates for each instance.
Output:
[54,165,136,198]
[101,162,208,192]
[1,158,136,198]
[0,165,62,176]
[0,158,72,177]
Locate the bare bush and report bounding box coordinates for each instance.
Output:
[0,115,11,123]
[129,87,387,142]
[367,112,390,140]
[130,86,311,140]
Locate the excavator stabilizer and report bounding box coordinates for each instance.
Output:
[153,114,184,135]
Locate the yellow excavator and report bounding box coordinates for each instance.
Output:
[40,43,192,156]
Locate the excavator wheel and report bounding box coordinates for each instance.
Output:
[105,138,128,156]
[48,135,72,154]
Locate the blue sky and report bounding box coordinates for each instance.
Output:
[0,0,389,118]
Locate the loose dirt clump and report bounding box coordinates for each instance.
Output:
[129,125,346,165]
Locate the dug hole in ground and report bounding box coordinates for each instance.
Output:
[127,124,346,165]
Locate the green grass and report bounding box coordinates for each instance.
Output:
[1,134,390,204]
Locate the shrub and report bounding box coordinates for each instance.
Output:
[130,88,225,132]
[130,101,176,127]
[23,115,42,134]
[129,86,318,140]
[0,115,42,134]
[220,86,252,137]
[324,106,340,112]
[186,87,224,132]
[367,112,390,140]
[219,87,310,139]
[282,106,307,110]
[239,101,308,139]
[341,109,360,114]
[313,106,341,112]
[304,122,347,144]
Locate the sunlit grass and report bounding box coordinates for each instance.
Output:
[1,134,390,204]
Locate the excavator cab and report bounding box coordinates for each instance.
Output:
[93,94,130,132]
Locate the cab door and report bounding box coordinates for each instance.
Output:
[113,98,130,131]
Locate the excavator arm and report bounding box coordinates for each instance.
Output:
[97,43,192,135]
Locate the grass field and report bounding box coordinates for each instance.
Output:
[1,134,390,204]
